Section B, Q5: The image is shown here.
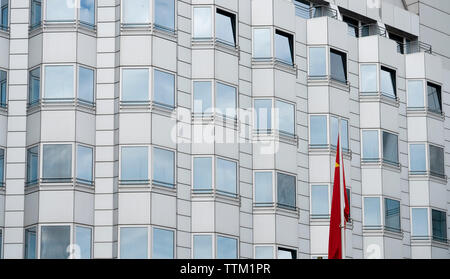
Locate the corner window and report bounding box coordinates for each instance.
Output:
[154,70,175,109]
[152,228,174,259]
[25,227,37,259]
[44,65,74,101]
[42,144,72,183]
[193,235,212,259]
[120,227,148,259]
[382,131,398,165]
[384,198,401,232]
[254,99,272,133]
[362,130,379,162]
[276,100,295,136]
[407,80,424,108]
[78,66,94,105]
[75,226,92,259]
[26,146,39,186]
[193,81,212,115]
[253,28,271,59]
[120,146,149,184]
[121,68,149,103]
[309,47,326,78]
[0,0,8,29]
[0,148,4,187]
[31,0,42,28]
[380,66,396,98]
[46,0,75,21]
[311,185,329,218]
[216,9,236,46]
[154,0,175,31]
[275,30,294,65]
[363,197,381,228]
[40,225,71,259]
[255,246,274,259]
[122,0,149,25]
[432,209,447,243]
[360,64,377,93]
[429,145,444,178]
[427,82,442,114]
[80,0,95,27]
[330,49,347,83]
[216,158,237,196]
[255,172,273,206]
[193,157,212,191]
[411,208,428,238]
[309,115,327,148]
[152,147,175,188]
[409,144,426,174]
[277,172,296,209]
[0,70,6,107]
[193,7,212,39]
[278,248,296,259]
[76,145,93,185]
[29,67,41,106]
[217,236,237,259]
[216,82,236,119]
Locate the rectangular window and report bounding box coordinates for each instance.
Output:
[278,248,296,259]
[432,209,447,242]
[193,157,212,191]
[44,65,74,100]
[427,82,442,114]
[380,67,396,98]
[310,115,327,147]
[346,188,351,219]
[253,28,271,58]
[343,16,359,37]
[330,117,349,150]
[311,185,329,218]
[382,131,398,165]
[40,225,70,259]
[429,145,445,178]
[216,9,236,46]
[80,0,95,27]
[42,144,72,182]
[295,0,310,19]
[409,144,426,174]
[78,66,94,104]
[364,197,381,228]
[154,0,175,31]
[411,208,428,238]
[193,81,212,115]
[46,0,75,21]
[25,227,37,259]
[0,148,3,187]
[76,145,93,185]
[26,146,39,186]
[362,130,379,162]
[120,146,149,184]
[217,236,237,259]
[255,246,274,259]
[276,100,295,136]
[120,227,148,259]
[193,235,212,259]
[275,30,293,65]
[75,226,92,259]
[0,70,6,107]
[0,0,8,29]
[384,198,401,232]
[407,80,424,108]
[216,82,236,119]
[309,47,326,78]
[341,119,349,151]
[152,147,175,188]
[360,64,377,93]
[122,0,149,25]
[330,49,347,83]
[254,99,272,133]
[152,228,174,259]
[277,173,296,209]
[29,68,40,106]
[31,0,42,28]
[216,158,237,196]
[255,172,273,206]
[193,7,212,39]
[121,69,149,102]
[154,70,175,108]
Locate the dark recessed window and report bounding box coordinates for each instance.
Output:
[1,0,8,29]
[432,209,447,243]
[216,9,236,46]
[389,32,404,54]
[330,49,347,83]
[427,82,442,114]
[275,30,294,65]
[343,16,359,37]
[380,66,396,98]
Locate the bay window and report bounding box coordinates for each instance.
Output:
[0,148,4,187]
[26,146,39,186]
[311,185,329,218]
[154,0,175,32]
[216,82,236,119]
[432,209,447,242]
[193,7,212,39]
[427,82,442,114]
[384,198,401,232]
[121,68,149,103]
[217,236,237,259]
[122,0,149,25]
[154,69,175,109]
[255,246,274,259]
[407,80,424,108]
[44,65,74,101]
[411,208,428,238]
[193,235,212,259]
[309,47,326,78]
[275,30,294,65]
[193,156,238,197]
[254,172,273,206]
[216,9,236,46]
[76,145,93,185]
[193,81,212,115]
[253,171,296,211]
[25,227,37,259]
[0,0,7,30]
[40,225,71,259]
[0,70,6,107]
[363,197,381,229]
[429,145,445,178]
[277,172,296,209]
[120,227,148,259]
[330,49,347,83]
[42,144,72,183]
[120,146,149,184]
[360,64,377,93]
[254,99,272,133]
[152,228,174,259]
[152,147,175,188]
[409,144,426,174]
[46,0,75,22]
[216,157,237,196]
[309,115,327,148]
[29,67,40,106]
[253,28,271,59]
[380,66,396,98]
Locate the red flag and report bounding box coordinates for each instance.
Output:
[328,136,349,259]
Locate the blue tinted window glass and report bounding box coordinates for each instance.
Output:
[77,145,93,184]
[255,246,273,259]
[120,227,148,259]
[75,226,92,259]
[427,83,442,113]
[193,81,212,114]
[154,70,175,108]
[217,236,237,259]
[80,0,95,27]
[330,116,338,147]
[277,173,296,209]
[341,119,349,151]
[407,80,424,108]
[78,67,94,104]
[44,66,74,99]
[311,185,329,217]
[152,147,175,187]
[26,146,39,185]
[29,68,40,105]
[412,208,428,237]
[152,228,174,259]
[255,172,273,204]
[122,0,149,24]
[31,0,42,28]
[255,99,272,132]
[275,31,293,65]
[364,197,381,227]
[0,149,4,186]
[46,0,75,21]
[25,227,37,259]
[309,47,326,77]
[40,226,70,259]
[0,70,6,106]
[276,100,295,136]
[155,0,175,31]
[121,147,148,182]
[385,198,400,231]
[193,235,212,259]
[310,115,327,146]
[382,132,398,165]
[193,157,212,190]
[253,28,271,58]
[193,7,212,38]
[122,69,149,102]
[216,10,235,46]
[216,82,236,119]
[409,144,426,173]
[362,130,379,161]
[216,158,237,195]
[380,67,396,98]
[360,64,377,93]
[42,144,72,180]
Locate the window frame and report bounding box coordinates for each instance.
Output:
[121,0,151,27]
[44,0,95,26]
[363,196,382,230]
[252,27,273,60]
[28,66,41,106]
[216,234,238,259]
[0,0,8,30]
[119,145,151,185]
[41,143,74,183]
[153,0,176,33]
[215,7,237,47]
[253,171,275,207]
[277,246,297,259]
[192,155,214,192]
[153,68,176,109]
[410,207,430,239]
[75,144,95,186]
[329,48,348,83]
[381,130,399,166]
[274,28,295,66]
[276,171,297,210]
[380,65,397,99]
[26,144,40,186]
[74,224,93,259]
[310,184,330,219]
[384,197,401,233]
[0,147,4,187]
[151,146,176,189]
[120,67,151,104]
[431,208,448,243]
[426,81,443,114]
[0,69,7,108]
[151,226,175,259]
[118,225,150,259]
[77,65,96,105]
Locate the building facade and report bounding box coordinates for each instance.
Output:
[0,0,448,259]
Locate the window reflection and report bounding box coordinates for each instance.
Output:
[122,0,149,25]
[364,197,381,227]
[255,172,273,205]
[309,47,326,77]
[40,226,70,259]
[216,82,236,119]
[217,236,237,259]
[76,145,93,185]
[44,66,74,100]
[412,208,428,238]
[152,147,175,188]
[216,9,236,46]
[154,70,175,108]
[42,144,72,181]
[275,30,293,65]
[80,0,95,27]
[193,157,212,190]
[409,144,426,173]
[330,49,347,83]
[360,64,377,93]
[407,80,424,108]
[362,130,379,161]
[121,146,148,183]
[253,28,271,58]
[310,115,327,147]
[277,173,296,209]
[155,0,175,31]
[46,0,75,21]
[311,185,329,218]
[78,67,94,104]
[380,67,396,98]
[122,69,149,102]
[216,158,237,195]
[193,235,212,259]
[120,227,148,259]
[385,198,401,232]
[26,146,39,185]
[29,68,40,105]
[427,82,442,113]
[193,7,212,38]
[153,228,174,259]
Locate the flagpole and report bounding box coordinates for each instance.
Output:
[339,131,346,259]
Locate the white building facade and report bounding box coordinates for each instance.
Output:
[0,0,448,259]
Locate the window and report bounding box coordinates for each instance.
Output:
[278,248,296,259]
[75,226,92,259]
[343,16,359,37]
[217,236,237,259]
[364,197,381,228]
[330,49,347,83]
[295,0,311,19]
[121,69,149,102]
[216,9,236,46]
[154,70,175,108]
[78,66,94,105]
[120,227,148,259]
[193,235,212,259]
[26,146,39,186]
[0,70,6,107]
[152,228,174,259]
[193,7,212,39]
[382,131,398,165]
[275,30,293,65]
[360,64,377,93]
[193,81,212,115]
[362,130,379,162]
[309,47,326,78]
[0,148,3,187]
[0,229,2,258]
[25,227,37,259]
[427,82,442,114]
[29,68,40,106]
[216,158,237,196]
[0,0,8,29]
[122,0,149,25]
[46,0,75,21]
[277,173,296,209]
[429,145,444,178]
[76,145,93,185]
[31,0,42,28]
[384,198,401,232]
[310,115,327,147]
[409,144,426,174]
[276,100,295,136]
[330,116,349,150]
[311,185,329,218]
[42,144,72,182]
[152,147,175,188]
[216,82,236,119]
[154,0,175,31]
[346,188,351,219]
[254,99,272,133]
[431,209,447,242]
[253,28,271,58]
[44,65,74,100]
[380,67,396,98]
[411,208,428,238]
[255,246,274,259]
[120,146,148,184]
[193,157,212,191]
[255,172,273,206]
[40,225,70,259]
[407,80,424,108]
[80,0,95,28]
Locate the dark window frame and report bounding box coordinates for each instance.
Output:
[216,8,237,47]
[330,48,348,83]
[275,29,294,66]
[380,66,397,98]
[427,82,442,114]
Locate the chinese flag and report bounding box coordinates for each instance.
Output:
[328,136,350,259]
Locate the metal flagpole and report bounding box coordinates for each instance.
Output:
[339,130,346,259]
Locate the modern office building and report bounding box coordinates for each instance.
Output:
[0,0,448,259]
